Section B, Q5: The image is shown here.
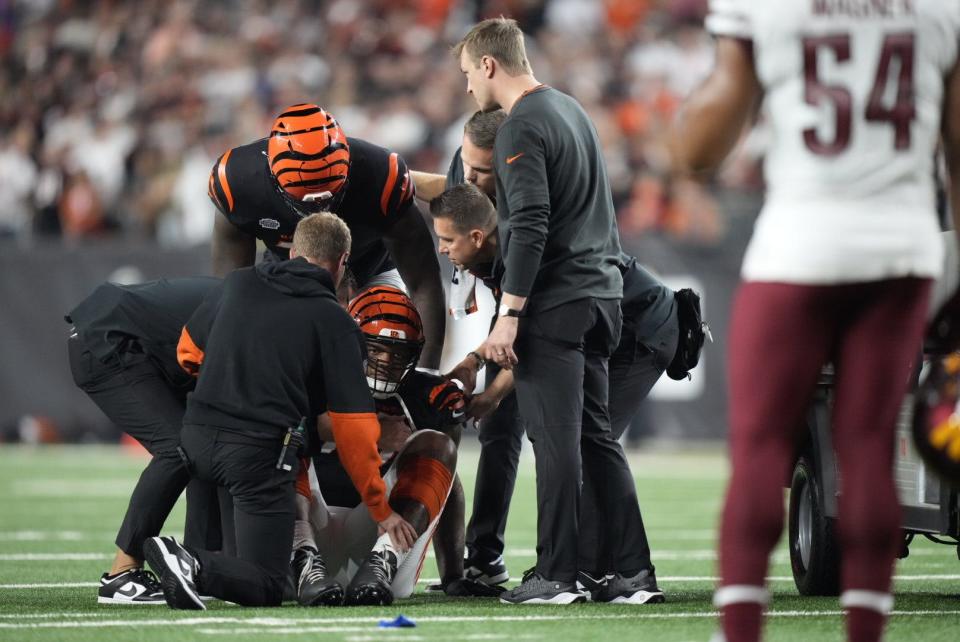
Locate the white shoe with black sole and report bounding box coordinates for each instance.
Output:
[97,568,165,605]
[143,536,206,610]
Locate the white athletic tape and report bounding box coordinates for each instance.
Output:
[841,590,894,614]
[713,585,770,608]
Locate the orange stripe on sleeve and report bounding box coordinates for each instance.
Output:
[380,152,399,216]
[176,326,205,376]
[328,411,391,522]
[217,149,235,212]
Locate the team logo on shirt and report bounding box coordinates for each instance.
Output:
[259,218,281,230]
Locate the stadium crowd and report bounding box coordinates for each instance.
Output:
[0,0,750,248]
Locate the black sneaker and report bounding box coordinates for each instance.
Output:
[591,568,665,604]
[97,568,165,605]
[499,569,585,605]
[464,554,509,586]
[143,536,205,610]
[293,546,343,606]
[343,549,398,606]
[575,570,613,600]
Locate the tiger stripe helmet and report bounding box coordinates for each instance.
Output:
[267,103,350,215]
[348,286,424,396]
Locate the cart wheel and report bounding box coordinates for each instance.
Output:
[788,455,841,596]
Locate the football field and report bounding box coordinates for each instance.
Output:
[1,445,959,642]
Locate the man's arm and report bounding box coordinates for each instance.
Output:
[383,201,447,369]
[410,170,447,203]
[943,58,960,241]
[212,213,257,277]
[669,37,762,176]
[176,281,226,375]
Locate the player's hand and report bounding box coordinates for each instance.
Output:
[377,511,418,552]
[467,389,501,423]
[444,358,479,395]
[479,316,519,370]
[377,413,413,452]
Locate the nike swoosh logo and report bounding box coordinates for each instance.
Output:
[116,582,145,598]
[505,153,524,164]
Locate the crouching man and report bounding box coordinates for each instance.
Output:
[144,212,415,609]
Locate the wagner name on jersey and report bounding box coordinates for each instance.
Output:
[707,0,960,284]
[208,136,415,286]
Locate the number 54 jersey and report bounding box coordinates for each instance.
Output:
[707,0,960,284]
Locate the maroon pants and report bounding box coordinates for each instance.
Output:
[720,277,931,594]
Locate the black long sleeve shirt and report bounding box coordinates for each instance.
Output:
[493,86,623,313]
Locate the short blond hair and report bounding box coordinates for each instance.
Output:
[453,18,532,76]
[292,211,351,263]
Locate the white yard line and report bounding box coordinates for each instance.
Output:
[0,553,111,561]
[2,611,960,630]
[3,574,959,591]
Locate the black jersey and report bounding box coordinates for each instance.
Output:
[313,370,465,508]
[445,147,464,188]
[208,137,415,286]
[379,370,466,433]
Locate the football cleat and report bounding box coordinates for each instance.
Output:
[464,554,509,586]
[499,568,585,605]
[97,568,165,605]
[344,549,398,606]
[590,568,665,604]
[293,546,343,606]
[143,536,205,610]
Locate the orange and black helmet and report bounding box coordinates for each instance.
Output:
[348,286,424,396]
[267,103,350,216]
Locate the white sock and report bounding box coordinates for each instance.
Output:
[293,520,316,552]
[372,532,409,567]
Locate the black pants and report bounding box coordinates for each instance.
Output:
[467,300,675,580]
[511,298,630,581]
[180,424,296,607]
[464,361,522,564]
[67,336,229,558]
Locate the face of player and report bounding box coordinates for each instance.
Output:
[460,49,498,112]
[365,341,416,395]
[461,135,495,198]
[433,216,484,271]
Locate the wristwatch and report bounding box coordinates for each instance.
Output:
[498,303,521,318]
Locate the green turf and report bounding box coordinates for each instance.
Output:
[1,445,959,641]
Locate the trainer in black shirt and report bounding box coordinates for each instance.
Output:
[455,17,662,604]
[144,212,416,609]
[66,277,228,605]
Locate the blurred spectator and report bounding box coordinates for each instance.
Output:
[0,0,756,249]
[0,122,37,238]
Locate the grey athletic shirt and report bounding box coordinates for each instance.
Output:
[493,86,623,313]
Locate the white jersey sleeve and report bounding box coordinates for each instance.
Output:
[727,0,960,284]
[706,0,754,40]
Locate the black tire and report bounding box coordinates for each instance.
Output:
[788,455,841,596]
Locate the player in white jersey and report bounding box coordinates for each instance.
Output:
[670,1,960,641]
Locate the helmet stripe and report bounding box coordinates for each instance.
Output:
[217,149,234,212]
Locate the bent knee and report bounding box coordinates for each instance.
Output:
[402,430,457,469]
